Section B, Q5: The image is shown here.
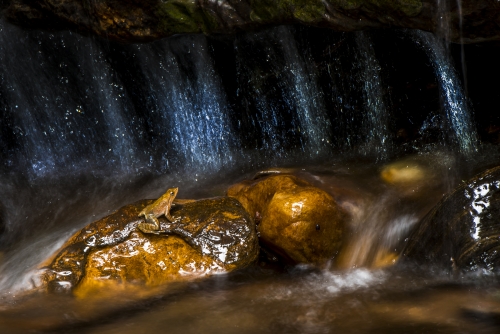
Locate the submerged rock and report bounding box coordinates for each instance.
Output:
[381,161,427,187]
[2,0,500,43]
[228,174,347,266]
[401,166,500,272]
[379,154,452,199]
[41,196,258,296]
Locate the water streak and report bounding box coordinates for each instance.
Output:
[233,26,332,162]
[455,0,468,95]
[0,19,239,179]
[131,36,236,174]
[277,26,332,156]
[0,21,137,177]
[354,32,391,158]
[411,30,478,155]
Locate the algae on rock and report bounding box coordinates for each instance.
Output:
[156,0,219,34]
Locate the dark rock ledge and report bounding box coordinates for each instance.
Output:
[1,0,499,43]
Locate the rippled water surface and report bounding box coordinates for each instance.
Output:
[1,154,499,333]
[2,264,500,333]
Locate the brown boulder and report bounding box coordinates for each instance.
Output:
[40,196,259,297]
[228,174,347,266]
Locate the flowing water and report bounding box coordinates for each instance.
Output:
[411,30,478,155]
[2,159,500,334]
[353,31,391,159]
[0,17,499,333]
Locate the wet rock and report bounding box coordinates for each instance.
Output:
[2,0,500,43]
[379,154,452,198]
[41,196,259,296]
[401,166,500,272]
[228,174,347,265]
[381,161,427,187]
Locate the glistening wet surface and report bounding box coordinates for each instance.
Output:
[1,153,500,333]
[81,270,500,334]
[1,266,500,333]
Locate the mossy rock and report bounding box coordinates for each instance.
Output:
[156,0,219,34]
[249,0,327,23]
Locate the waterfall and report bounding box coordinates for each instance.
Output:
[1,21,345,181]
[276,26,332,156]
[354,31,391,159]
[2,18,477,185]
[0,21,138,178]
[411,30,478,155]
[233,26,332,162]
[127,36,237,174]
[0,19,238,179]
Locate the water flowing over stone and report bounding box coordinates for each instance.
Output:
[0,19,490,265]
[1,17,484,185]
[128,36,237,174]
[1,21,387,181]
[354,31,391,159]
[411,30,478,155]
[0,21,247,178]
[233,26,332,160]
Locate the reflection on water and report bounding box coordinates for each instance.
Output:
[0,153,499,333]
[1,266,500,333]
[82,270,499,334]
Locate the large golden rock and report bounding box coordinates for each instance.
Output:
[228,174,347,265]
[41,197,258,297]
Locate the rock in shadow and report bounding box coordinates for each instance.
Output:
[401,166,500,272]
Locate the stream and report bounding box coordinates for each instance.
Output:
[1,16,500,333]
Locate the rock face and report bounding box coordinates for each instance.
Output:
[401,166,500,272]
[1,0,500,43]
[228,174,347,265]
[41,196,259,296]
